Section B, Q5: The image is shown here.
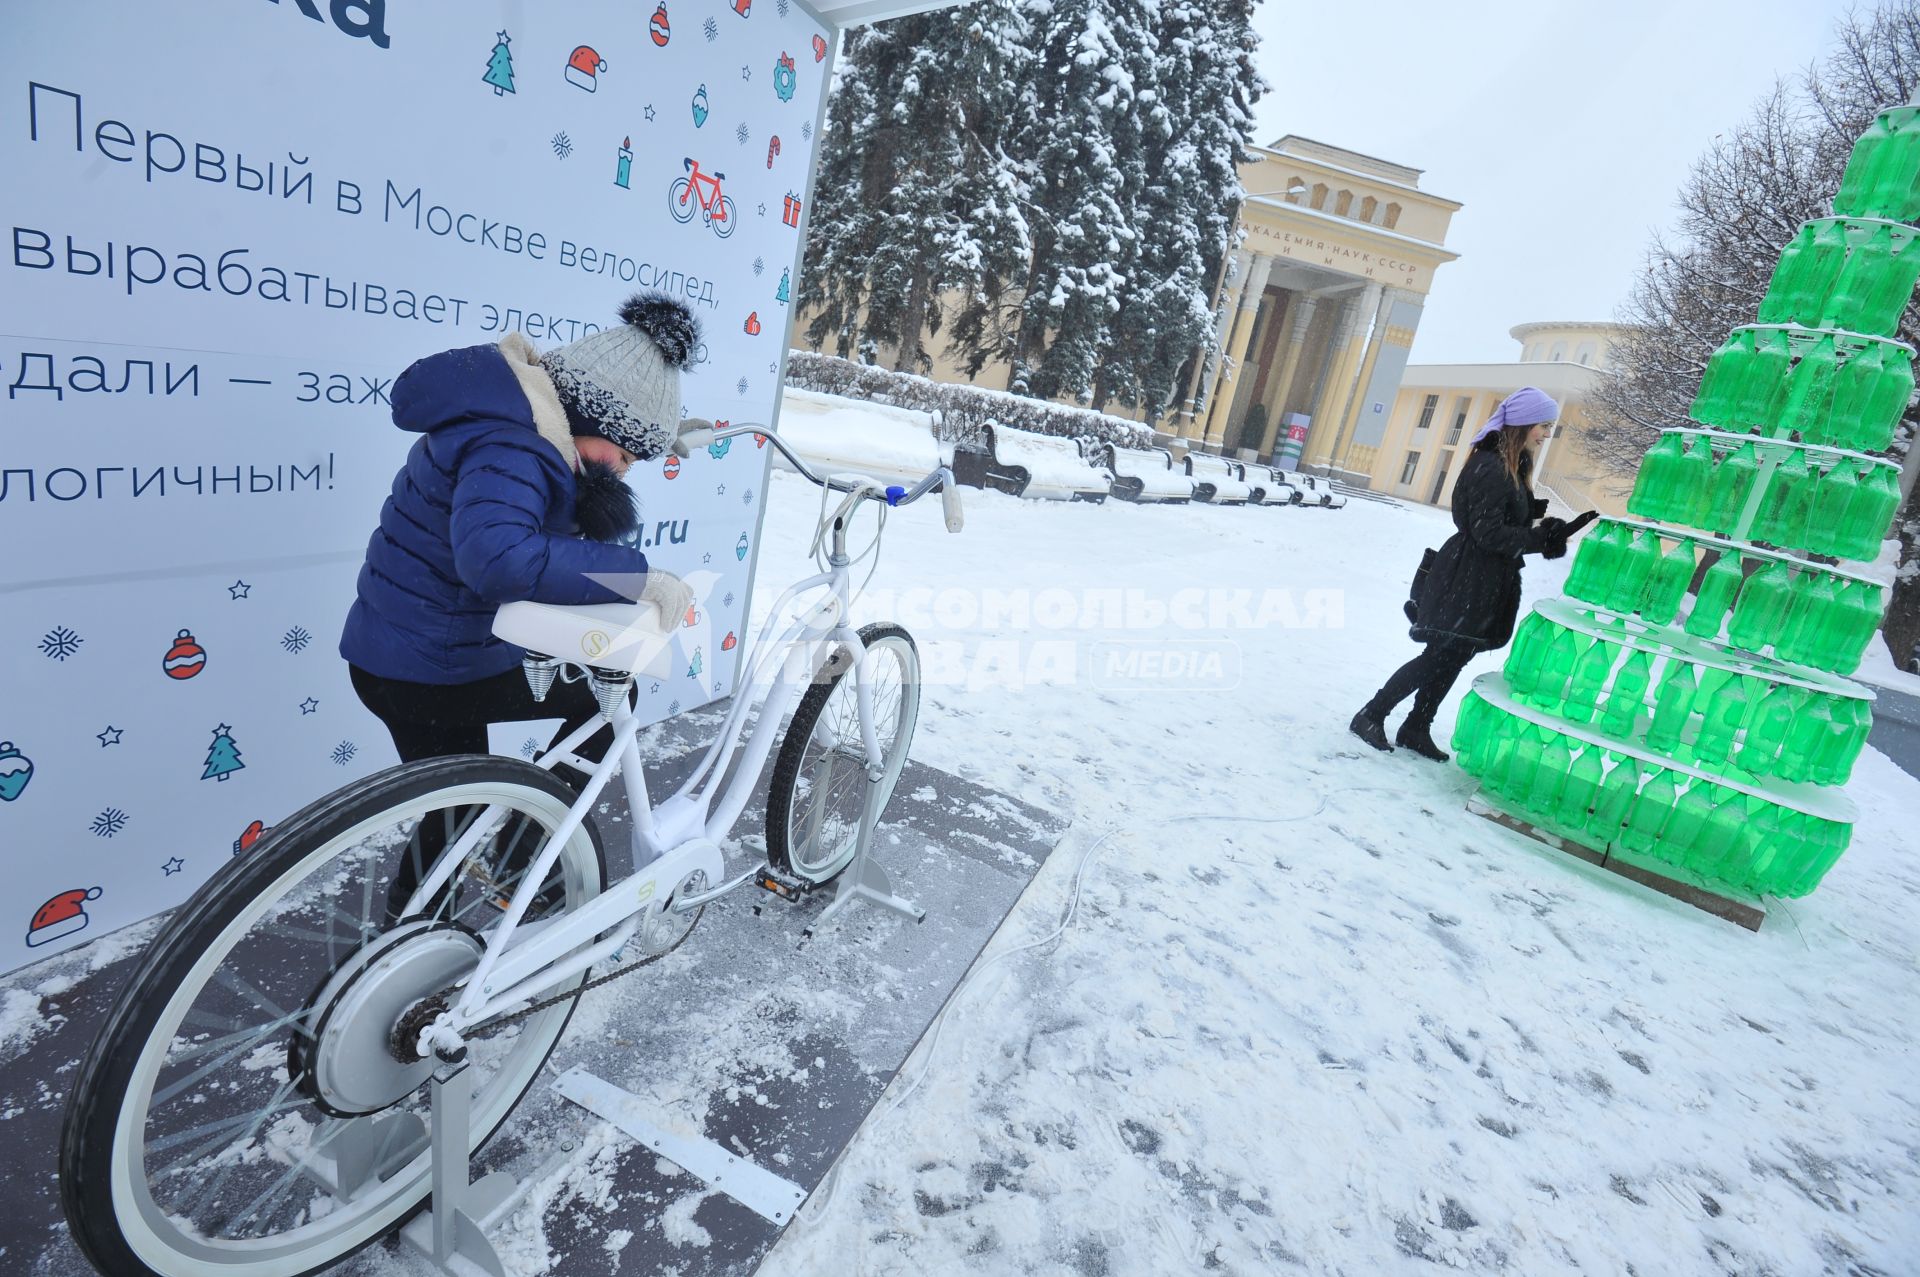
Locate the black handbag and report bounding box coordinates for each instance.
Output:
[1405,547,1436,623]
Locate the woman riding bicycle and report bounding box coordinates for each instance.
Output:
[339,292,699,784]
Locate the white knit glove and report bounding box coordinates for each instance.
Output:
[639,569,693,630]
[670,418,717,459]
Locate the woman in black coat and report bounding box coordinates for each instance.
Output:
[1352,389,1578,761]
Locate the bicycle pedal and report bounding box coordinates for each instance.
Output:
[754,866,811,902]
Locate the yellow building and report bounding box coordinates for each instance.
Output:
[1361,321,1638,515]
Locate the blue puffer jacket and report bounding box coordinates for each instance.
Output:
[338,338,648,684]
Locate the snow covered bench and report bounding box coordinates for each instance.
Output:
[772,387,943,487]
[960,423,1112,502]
[1101,444,1194,504]
[1290,472,1348,509]
[1242,463,1303,507]
[1184,451,1253,505]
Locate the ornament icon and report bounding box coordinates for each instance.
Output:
[233,819,266,855]
[773,53,797,102]
[691,84,710,128]
[812,33,827,62]
[0,741,33,802]
[483,31,516,96]
[721,631,738,652]
[202,724,245,782]
[566,45,608,92]
[163,629,207,681]
[26,886,101,948]
[736,532,750,560]
[708,437,733,460]
[650,3,671,46]
[615,136,633,188]
[664,455,682,480]
[744,311,762,336]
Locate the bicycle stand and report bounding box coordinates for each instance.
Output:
[804,780,925,936]
[396,1056,517,1277]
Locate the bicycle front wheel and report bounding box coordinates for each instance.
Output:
[60,756,605,1277]
[766,623,920,883]
[667,175,695,224]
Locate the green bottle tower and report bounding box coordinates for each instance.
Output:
[1452,101,1916,917]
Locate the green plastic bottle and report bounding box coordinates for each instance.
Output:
[1861,112,1920,220]
[1787,819,1851,897]
[1692,670,1746,766]
[1690,332,1750,426]
[1828,340,1884,450]
[1757,222,1820,325]
[1558,745,1604,829]
[1738,683,1801,773]
[1835,113,1896,215]
[1528,733,1572,821]
[1810,462,1860,563]
[1478,709,1521,792]
[1564,637,1617,723]
[1646,661,1698,755]
[1504,613,1547,696]
[1685,552,1743,639]
[1743,804,1800,888]
[1856,342,1913,453]
[1779,698,1832,784]
[1865,231,1920,337]
[1814,698,1872,786]
[1736,329,1793,426]
[1728,559,1791,650]
[1842,464,1901,560]
[1607,531,1660,615]
[1583,522,1632,605]
[1696,785,1751,877]
[1660,779,1717,869]
[1767,451,1816,552]
[1601,649,1653,737]
[1705,443,1759,531]
[1502,722,1547,804]
[1629,435,1685,521]
[1534,626,1581,710]
[1820,223,1892,333]
[1782,335,1840,438]
[1791,572,1841,667]
[1621,767,1677,854]
[1672,435,1714,526]
[1589,753,1640,842]
[1831,579,1887,674]
[1641,540,1695,626]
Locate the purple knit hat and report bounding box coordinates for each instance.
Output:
[1470,387,1560,444]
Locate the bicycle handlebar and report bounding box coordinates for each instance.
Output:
[673,421,962,531]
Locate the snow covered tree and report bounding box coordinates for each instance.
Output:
[1588,1,1920,667]
[798,2,1034,374]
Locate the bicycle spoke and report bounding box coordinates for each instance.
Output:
[167,1005,309,1067]
[150,1095,309,1167]
[175,1073,302,1222]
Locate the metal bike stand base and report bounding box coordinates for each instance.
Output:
[397,1058,517,1277]
[805,790,924,936]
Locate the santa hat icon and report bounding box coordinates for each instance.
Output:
[27,886,102,948]
[566,45,607,91]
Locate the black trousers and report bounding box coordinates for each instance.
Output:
[1362,642,1478,733]
[349,664,620,790]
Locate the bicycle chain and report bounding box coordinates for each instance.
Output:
[463,905,703,1038]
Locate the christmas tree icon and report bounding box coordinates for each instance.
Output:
[776,268,790,305]
[483,31,516,96]
[202,723,245,782]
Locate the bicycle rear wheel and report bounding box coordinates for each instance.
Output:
[60,756,604,1277]
[766,623,920,883]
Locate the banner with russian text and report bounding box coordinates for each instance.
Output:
[0,0,831,971]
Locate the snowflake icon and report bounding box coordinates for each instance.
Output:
[91,807,129,838]
[330,740,358,766]
[743,490,754,506]
[521,736,543,759]
[777,0,790,15]
[724,591,736,607]
[703,16,717,40]
[737,376,749,395]
[802,121,813,142]
[282,625,312,654]
[552,131,574,160]
[736,122,750,145]
[668,699,681,714]
[753,256,765,276]
[40,626,83,661]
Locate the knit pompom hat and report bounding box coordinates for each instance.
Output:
[541,293,701,459]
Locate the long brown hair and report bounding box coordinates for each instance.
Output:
[1494,424,1537,494]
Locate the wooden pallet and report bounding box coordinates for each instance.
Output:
[1466,791,1768,932]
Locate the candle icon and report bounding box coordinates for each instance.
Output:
[615,136,632,188]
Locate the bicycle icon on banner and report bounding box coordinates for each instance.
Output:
[669,157,737,238]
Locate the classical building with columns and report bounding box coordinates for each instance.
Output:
[1174,136,1462,472]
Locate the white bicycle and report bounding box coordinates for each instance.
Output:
[59,425,961,1277]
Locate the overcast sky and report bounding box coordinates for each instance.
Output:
[1249,0,1853,365]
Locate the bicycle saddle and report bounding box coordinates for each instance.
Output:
[492,599,677,678]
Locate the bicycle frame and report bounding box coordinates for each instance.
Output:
[401,441,930,1053]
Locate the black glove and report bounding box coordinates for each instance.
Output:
[1529,497,1550,521]
[1543,535,1569,560]
[1566,509,1600,536]
[1536,516,1570,540]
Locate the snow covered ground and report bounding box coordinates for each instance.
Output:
[8,432,1918,1276]
[734,458,1920,1275]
